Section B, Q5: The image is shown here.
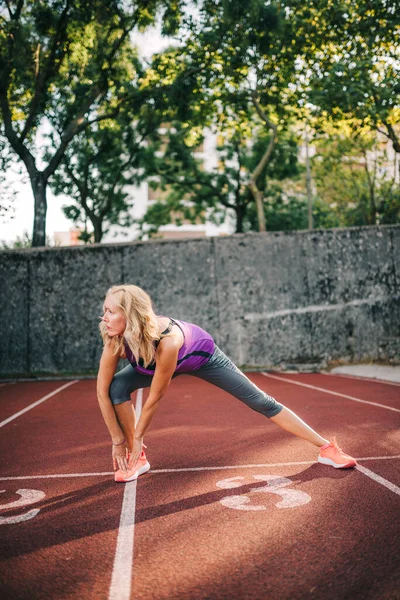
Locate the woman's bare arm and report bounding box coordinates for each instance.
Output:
[96,342,125,444]
[134,337,180,441]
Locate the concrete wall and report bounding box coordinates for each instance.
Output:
[0,225,399,378]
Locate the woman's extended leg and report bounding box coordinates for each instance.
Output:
[194,346,328,448]
[270,407,328,447]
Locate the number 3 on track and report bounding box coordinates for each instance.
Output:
[216,475,311,510]
[0,489,45,524]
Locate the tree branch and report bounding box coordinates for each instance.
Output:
[384,122,400,154]
[250,91,278,185]
[22,4,137,180]
[234,136,243,207]
[248,91,278,232]
[4,0,13,18]
[0,91,36,177]
[95,10,141,98]
[64,159,85,198]
[43,88,122,181]
[376,127,391,140]
[20,0,73,143]
[64,158,96,223]
[5,0,24,20]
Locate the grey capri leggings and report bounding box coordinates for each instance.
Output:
[109,345,283,419]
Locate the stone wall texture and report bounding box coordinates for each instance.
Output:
[1,225,399,378]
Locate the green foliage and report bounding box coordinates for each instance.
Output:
[378,183,400,225]
[0,0,186,245]
[300,0,400,152]
[1,231,33,250]
[142,0,400,234]
[244,191,340,233]
[1,0,399,244]
[47,107,160,242]
[312,127,400,226]
[138,115,304,235]
[0,230,54,249]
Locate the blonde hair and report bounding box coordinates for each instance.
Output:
[99,285,160,367]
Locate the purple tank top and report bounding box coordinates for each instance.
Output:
[124,318,215,375]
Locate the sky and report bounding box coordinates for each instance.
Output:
[0,26,170,245]
[0,170,72,244]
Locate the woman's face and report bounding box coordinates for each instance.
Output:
[102,294,126,337]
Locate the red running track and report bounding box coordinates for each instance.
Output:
[0,373,399,600]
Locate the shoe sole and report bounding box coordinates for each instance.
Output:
[318,456,357,469]
[116,461,151,482]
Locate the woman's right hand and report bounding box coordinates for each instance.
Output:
[112,443,129,473]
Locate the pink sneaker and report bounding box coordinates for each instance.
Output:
[114,450,150,482]
[318,438,357,469]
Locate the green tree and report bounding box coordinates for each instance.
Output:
[48,101,163,242]
[297,0,400,169]
[140,0,400,235]
[0,0,183,246]
[49,123,134,244]
[312,125,400,226]
[244,187,340,232]
[138,0,312,232]
[138,117,306,235]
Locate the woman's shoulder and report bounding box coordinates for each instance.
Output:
[157,315,173,331]
[104,338,127,358]
[155,316,184,350]
[100,340,121,366]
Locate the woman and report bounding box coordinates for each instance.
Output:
[97,285,357,482]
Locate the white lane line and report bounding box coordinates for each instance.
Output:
[0,382,15,388]
[356,464,400,497]
[109,480,138,600]
[0,472,115,480]
[322,372,400,387]
[0,380,79,428]
[1,455,399,480]
[261,372,400,413]
[109,388,143,600]
[148,454,400,473]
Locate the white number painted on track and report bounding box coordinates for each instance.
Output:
[216,475,311,511]
[0,488,45,524]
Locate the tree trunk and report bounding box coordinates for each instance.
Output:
[235,204,245,233]
[92,217,103,243]
[31,172,47,247]
[362,148,377,225]
[248,182,266,232]
[305,125,313,230]
[249,92,278,233]
[369,191,377,225]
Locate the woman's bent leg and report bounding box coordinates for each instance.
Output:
[193,346,328,447]
[114,403,137,452]
[109,364,153,452]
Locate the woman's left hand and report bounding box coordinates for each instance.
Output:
[128,437,143,469]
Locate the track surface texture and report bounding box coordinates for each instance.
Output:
[0,373,399,600]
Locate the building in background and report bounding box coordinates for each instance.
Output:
[53,228,84,246]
